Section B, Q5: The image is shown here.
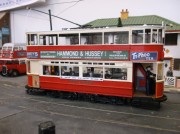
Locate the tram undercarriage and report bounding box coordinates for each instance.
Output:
[25,85,167,109]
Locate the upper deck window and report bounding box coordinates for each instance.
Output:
[152,29,163,43]
[132,30,143,43]
[7,47,13,51]
[14,47,18,51]
[59,34,79,45]
[28,34,38,45]
[80,33,102,45]
[145,29,151,43]
[104,31,129,44]
[2,47,7,50]
[39,34,58,46]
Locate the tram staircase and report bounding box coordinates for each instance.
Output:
[134,63,147,96]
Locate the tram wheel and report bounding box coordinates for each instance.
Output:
[11,70,19,77]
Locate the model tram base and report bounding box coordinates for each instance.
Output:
[25,85,167,109]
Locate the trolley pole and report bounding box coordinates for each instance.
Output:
[26,7,82,28]
[48,9,53,31]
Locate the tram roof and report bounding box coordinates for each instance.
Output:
[26,25,164,35]
[3,43,26,47]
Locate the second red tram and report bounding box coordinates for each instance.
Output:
[25,26,167,105]
[0,43,26,76]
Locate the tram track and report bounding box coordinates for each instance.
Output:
[16,105,180,134]
[1,83,180,122]
[1,89,180,122]
[1,84,180,133]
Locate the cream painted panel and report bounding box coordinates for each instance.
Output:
[30,60,41,75]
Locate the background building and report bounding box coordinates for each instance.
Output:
[0,12,10,47]
[0,0,180,78]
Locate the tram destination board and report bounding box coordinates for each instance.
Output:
[40,50,129,60]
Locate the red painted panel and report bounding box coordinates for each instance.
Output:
[39,76,133,98]
[156,82,164,98]
[139,79,146,87]
[28,75,33,87]
[1,50,26,59]
[27,44,164,61]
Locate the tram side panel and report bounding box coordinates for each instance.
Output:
[27,75,133,98]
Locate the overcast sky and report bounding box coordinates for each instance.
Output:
[43,0,180,26]
[10,0,180,43]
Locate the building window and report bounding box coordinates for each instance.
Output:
[174,59,180,70]
[165,33,177,45]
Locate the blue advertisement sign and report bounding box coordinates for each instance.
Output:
[131,52,157,61]
[27,52,38,58]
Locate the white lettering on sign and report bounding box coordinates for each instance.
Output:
[132,52,150,59]
[57,51,78,57]
[131,52,157,61]
[84,51,103,57]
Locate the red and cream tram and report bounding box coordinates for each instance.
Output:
[25,26,167,105]
[0,43,27,76]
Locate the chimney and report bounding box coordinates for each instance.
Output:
[120,9,129,19]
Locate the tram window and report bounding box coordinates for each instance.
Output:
[7,47,12,51]
[132,30,143,43]
[20,60,25,64]
[19,47,24,50]
[6,60,12,64]
[152,29,158,43]
[27,61,31,73]
[61,66,79,76]
[145,29,151,43]
[105,68,127,80]
[12,60,19,64]
[43,65,60,76]
[39,35,58,46]
[158,29,163,43]
[14,47,18,51]
[83,67,103,78]
[80,33,102,45]
[2,47,7,50]
[104,31,129,44]
[40,35,46,45]
[59,34,79,45]
[28,34,37,45]
[157,63,163,80]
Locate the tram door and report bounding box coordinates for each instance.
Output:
[134,63,156,96]
[134,63,146,94]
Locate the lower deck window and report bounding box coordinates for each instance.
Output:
[61,66,79,76]
[83,67,103,78]
[105,68,127,80]
[41,63,129,81]
[43,65,59,76]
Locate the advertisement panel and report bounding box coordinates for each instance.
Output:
[40,50,129,60]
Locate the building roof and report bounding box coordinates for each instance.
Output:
[84,15,180,31]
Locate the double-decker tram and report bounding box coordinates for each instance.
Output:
[25,25,167,107]
[0,43,27,76]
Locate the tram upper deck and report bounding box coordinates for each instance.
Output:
[26,26,164,61]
